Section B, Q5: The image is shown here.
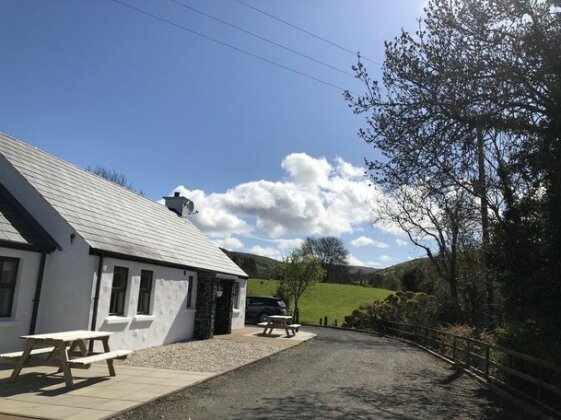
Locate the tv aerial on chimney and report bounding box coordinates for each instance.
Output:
[186,200,197,215]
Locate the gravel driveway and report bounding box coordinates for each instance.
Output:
[114,327,525,419]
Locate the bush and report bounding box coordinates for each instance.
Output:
[342,291,437,329]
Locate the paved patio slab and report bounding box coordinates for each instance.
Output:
[0,364,214,419]
[0,327,315,419]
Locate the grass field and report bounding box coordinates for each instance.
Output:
[247,279,394,325]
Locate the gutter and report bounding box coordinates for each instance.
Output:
[29,252,47,335]
[89,253,104,351]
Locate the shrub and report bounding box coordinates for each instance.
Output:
[342,291,438,329]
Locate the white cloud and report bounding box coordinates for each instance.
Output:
[347,254,381,268]
[168,154,383,239]
[212,237,244,250]
[396,238,408,247]
[379,255,393,262]
[281,153,331,187]
[248,245,283,260]
[171,186,251,238]
[335,156,364,179]
[350,236,389,249]
[273,238,304,251]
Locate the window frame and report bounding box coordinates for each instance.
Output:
[232,282,240,310]
[186,275,194,308]
[109,266,129,316]
[136,270,153,315]
[0,257,19,318]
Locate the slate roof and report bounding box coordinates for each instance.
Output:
[0,184,58,252]
[0,133,247,277]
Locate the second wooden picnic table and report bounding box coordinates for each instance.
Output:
[260,315,301,337]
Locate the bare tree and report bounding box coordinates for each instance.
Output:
[374,181,479,321]
[87,165,144,195]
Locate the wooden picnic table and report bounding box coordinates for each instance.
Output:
[259,315,301,338]
[0,330,131,387]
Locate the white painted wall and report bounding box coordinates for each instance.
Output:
[0,247,42,353]
[94,257,199,351]
[231,278,247,329]
[0,156,96,337]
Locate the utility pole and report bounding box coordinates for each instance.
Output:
[476,123,493,327]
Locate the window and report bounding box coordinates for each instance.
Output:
[0,257,19,318]
[186,276,194,308]
[109,266,128,316]
[232,282,239,310]
[137,270,153,315]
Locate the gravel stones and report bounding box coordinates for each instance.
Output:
[116,339,280,373]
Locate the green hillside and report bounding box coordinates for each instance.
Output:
[247,279,393,325]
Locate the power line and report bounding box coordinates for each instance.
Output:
[168,0,355,78]
[111,0,357,94]
[233,0,380,66]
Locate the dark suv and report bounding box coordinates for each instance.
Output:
[245,296,289,323]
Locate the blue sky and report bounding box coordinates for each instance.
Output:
[1,0,427,267]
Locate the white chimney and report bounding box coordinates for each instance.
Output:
[163,192,194,218]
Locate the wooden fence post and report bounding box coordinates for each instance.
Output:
[334,319,337,327]
[466,339,471,368]
[485,346,490,378]
[324,316,328,327]
[537,366,542,402]
[319,317,322,326]
[452,336,457,361]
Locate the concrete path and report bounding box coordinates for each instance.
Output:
[115,327,525,419]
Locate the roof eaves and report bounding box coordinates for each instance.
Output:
[89,247,249,279]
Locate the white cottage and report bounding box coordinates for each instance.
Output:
[0,133,248,353]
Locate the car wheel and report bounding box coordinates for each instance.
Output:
[259,312,269,322]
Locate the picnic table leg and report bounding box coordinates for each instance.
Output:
[75,339,88,356]
[10,339,34,382]
[56,344,74,387]
[102,337,116,377]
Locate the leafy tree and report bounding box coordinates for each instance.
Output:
[278,248,324,321]
[87,165,144,195]
[303,236,349,282]
[347,0,561,336]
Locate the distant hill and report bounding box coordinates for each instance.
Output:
[221,249,281,279]
[221,249,383,280]
[347,265,380,275]
[221,249,423,288]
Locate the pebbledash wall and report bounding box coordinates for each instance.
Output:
[94,257,198,351]
[93,260,248,351]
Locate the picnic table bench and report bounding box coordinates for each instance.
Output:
[258,315,301,337]
[0,330,132,387]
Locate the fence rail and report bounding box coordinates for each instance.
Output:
[376,321,561,417]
